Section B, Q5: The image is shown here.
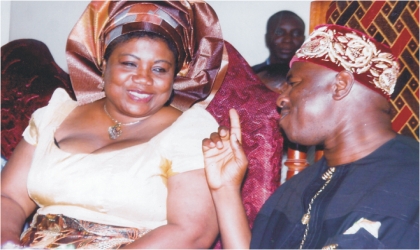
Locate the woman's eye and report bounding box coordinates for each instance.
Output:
[121,61,136,67]
[153,67,167,73]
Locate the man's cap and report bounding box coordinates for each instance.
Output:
[290,24,399,99]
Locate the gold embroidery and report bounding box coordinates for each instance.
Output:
[295,26,399,95]
[21,214,150,249]
[322,243,339,250]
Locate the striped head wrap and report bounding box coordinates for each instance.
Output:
[66,0,226,110]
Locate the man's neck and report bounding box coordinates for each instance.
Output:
[322,119,397,167]
[268,56,290,65]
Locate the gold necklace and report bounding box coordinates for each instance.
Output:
[299,167,336,249]
[103,104,143,140]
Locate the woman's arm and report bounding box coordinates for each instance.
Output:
[123,168,218,249]
[202,109,251,249]
[1,140,38,245]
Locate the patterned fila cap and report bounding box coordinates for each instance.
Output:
[290,24,400,99]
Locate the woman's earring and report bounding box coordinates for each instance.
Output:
[100,73,105,90]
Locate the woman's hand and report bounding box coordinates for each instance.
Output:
[202,109,251,249]
[202,109,248,191]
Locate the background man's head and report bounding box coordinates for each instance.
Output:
[265,10,305,65]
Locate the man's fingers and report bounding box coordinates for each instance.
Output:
[229,109,242,143]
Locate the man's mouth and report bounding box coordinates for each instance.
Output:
[279,49,293,54]
[280,113,288,121]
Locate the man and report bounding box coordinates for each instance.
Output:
[252,11,307,176]
[252,10,305,92]
[203,24,419,249]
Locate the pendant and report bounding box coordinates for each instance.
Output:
[301,213,310,225]
[108,123,122,140]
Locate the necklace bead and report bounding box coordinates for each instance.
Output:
[299,167,336,249]
[103,104,143,139]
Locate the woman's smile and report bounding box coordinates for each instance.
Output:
[127,90,153,102]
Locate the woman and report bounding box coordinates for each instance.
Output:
[1,0,226,248]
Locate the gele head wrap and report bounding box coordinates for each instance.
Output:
[66,0,226,110]
[290,24,399,99]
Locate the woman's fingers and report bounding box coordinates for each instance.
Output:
[230,133,248,168]
[202,138,215,150]
[203,109,242,152]
[217,126,229,139]
[229,109,242,143]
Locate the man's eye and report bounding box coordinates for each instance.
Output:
[274,29,284,36]
[292,30,303,37]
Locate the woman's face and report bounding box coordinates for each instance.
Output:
[102,37,176,118]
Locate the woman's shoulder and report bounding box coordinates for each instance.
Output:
[32,88,77,122]
[155,105,218,172]
[23,88,78,145]
[156,105,218,144]
[173,105,218,131]
[180,105,217,121]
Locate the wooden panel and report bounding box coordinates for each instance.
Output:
[310,1,332,32]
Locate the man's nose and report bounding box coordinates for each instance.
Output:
[277,32,292,43]
[276,84,291,108]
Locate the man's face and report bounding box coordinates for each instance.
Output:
[276,62,336,146]
[266,15,305,64]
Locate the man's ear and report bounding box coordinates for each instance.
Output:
[333,70,354,100]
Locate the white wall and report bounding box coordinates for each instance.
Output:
[6,1,90,72]
[1,1,11,45]
[4,1,311,72]
[210,1,310,66]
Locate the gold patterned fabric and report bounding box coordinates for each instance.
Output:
[326,0,419,140]
[20,214,150,249]
[290,24,399,99]
[66,0,226,110]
